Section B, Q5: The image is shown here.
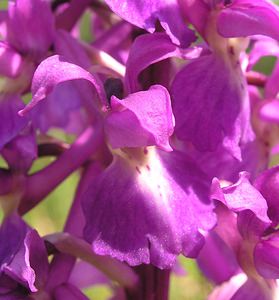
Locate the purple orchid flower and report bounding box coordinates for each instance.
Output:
[19,53,217,269]
[0,212,99,300]
[2,0,279,299]
[103,0,196,48]
[0,214,49,299]
[0,0,56,172]
[244,38,279,157]
[201,170,279,299]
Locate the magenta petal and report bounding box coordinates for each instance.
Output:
[2,126,37,173]
[24,230,49,290]
[266,59,279,99]
[0,215,48,292]
[0,95,28,150]
[0,11,8,40]
[209,276,271,300]
[208,273,247,300]
[69,261,109,289]
[93,21,133,65]
[211,172,270,224]
[0,292,27,300]
[125,32,201,93]
[29,33,100,133]
[248,37,279,70]
[30,81,86,134]
[104,0,196,47]
[171,54,250,159]
[0,43,22,78]
[82,149,216,269]
[185,120,267,183]
[254,232,279,279]
[54,30,91,69]
[177,0,210,38]
[19,55,106,115]
[54,283,89,300]
[7,0,55,59]
[254,166,279,225]
[0,274,19,297]
[105,85,174,151]
[0,215,28,268]
[231,278,271,300]
[4,232,36,292]
[55,0,92,32]
[197,232,239,284]
[218,0,279,41]
[259,99,279,123]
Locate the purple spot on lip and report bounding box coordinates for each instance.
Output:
[228,46,235,56]
[146,165,151,171]
[223,0,232,6]
[136,166,141,174]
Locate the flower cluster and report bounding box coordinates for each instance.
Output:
[1,0,279,299]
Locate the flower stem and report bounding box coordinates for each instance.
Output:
[246,71,267,87]
[45,162,99,290]
[55,0,93,31]
[19,125,103,215]
[126,265,170,300]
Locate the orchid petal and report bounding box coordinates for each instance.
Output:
[104,0,196,47]
[171,53,250,160]
[0,215,48,292]
[197,232,239,284]
[7,0,55,59]
[218,0,279,41]
[0,43,22,78]
[0,95,28,150]
[54,283,89,300]
[19,55,106,116]
[83,148,216,269]
[125,32,201,93]
[211,172,270,224]
[2,126,37,173]
[254,166,279,225]
[105,85,174,151]
[265,58,279,99]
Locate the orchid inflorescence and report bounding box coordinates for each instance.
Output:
[1,0,279,299]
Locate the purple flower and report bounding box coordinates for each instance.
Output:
[0,95,28,151]
[1,125,37,173]
[0,0,55,166]
[6,0,55,60]
[0,214,94,299]
[217,0,279,41]
[19,51,217,269]
[2,0,279,298]
[204,171,279,299]
[0,214,49,297]
[171,52,252,160]
[104,85,174,151]
[82,145,216,269]
[125,32,201,94]
[103,0,196,47]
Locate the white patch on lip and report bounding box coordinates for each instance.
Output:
[135,147,172,211]
[208,273,247,300]
[115,146,173,211]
